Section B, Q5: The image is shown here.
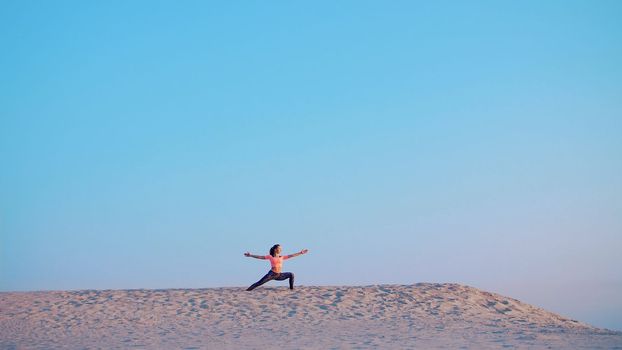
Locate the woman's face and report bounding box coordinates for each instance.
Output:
[276,246,282,255]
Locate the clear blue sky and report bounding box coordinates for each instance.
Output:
[1,1,621,330]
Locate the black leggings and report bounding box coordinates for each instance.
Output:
[247,270,295,291]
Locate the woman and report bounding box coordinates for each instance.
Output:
[244,244,308,291]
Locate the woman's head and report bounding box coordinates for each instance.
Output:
[269,244,281,257]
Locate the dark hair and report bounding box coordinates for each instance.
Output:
[269,244,280,257]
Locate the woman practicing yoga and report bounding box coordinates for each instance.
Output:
[244,244,308,291]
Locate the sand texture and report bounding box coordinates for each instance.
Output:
[1,283,621,349]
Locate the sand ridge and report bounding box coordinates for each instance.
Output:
[1,283,621,349]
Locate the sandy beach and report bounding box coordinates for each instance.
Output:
[1,283,621,349]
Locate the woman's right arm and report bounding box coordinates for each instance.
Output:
[244,252,266,259]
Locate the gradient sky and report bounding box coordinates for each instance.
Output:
[1,1,621,331]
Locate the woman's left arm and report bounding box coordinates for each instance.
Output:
[286,249,309,259]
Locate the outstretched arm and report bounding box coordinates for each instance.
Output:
[285,249,309,259]
[244,252,266,259]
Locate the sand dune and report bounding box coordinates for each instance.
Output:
[1,283,620,349]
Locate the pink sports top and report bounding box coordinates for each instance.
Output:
[265,255,290,273]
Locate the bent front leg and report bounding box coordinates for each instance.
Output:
[275,272,295,289]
